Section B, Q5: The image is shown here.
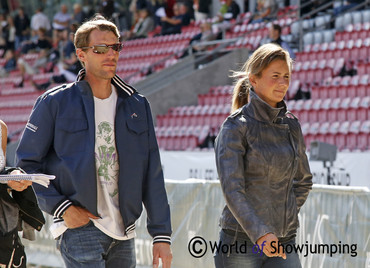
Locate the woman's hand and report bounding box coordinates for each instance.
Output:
[256,233,286,259]
[7,169,32,191]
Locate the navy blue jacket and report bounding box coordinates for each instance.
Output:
[16,71,171,244]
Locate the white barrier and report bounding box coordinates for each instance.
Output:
[160,151,370,188]
[24,181,370,268]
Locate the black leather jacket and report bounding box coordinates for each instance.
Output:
[0,168,45,236]
[215,90,312,243]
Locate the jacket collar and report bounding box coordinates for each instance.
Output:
[243,89,287,123]
[76,69,136,97]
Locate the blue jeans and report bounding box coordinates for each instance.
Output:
[58,221,135,268]
[214,229,301,268]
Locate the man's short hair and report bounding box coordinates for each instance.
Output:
[74,14,120,49]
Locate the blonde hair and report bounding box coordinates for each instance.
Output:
[230,43,293,113]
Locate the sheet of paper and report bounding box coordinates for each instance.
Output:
[0,174,55,188]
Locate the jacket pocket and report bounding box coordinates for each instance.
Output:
[126,119,148,135]
[56,118,88,133]
[55,118,88,154]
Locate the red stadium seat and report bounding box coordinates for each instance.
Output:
[347,97,361,121]
[358,96,370,121]
[347,121,361,151]
[300,99,313,123]
[336,121,350,151]
[319,99,332,123]
[360,74,370,96]
[328,98,341,122]
[337,97,351,122]
[358,120,370,151]
[311,99,322,123]
[317,122,331,144]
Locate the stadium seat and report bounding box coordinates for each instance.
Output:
[337,97,351,122]
[358,96,370,121]
[319,99,331,123]
[299,100,313,123]
[347,97,361,121]
[337,76,352,98]
[301,122,311,148]
[317,121,331,144]
[336,121,350,151]
[305,122,320,149]
[358,120,370,151]
[352,11,363,25]
[303,32,314,46]
[347,120,361,151]
[311,99,322,123]
[323,30,335,43]
[357,74,369,97]
[328,98,341,122]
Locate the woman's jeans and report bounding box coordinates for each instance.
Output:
[214,229,301,268]
[58,221,135,268]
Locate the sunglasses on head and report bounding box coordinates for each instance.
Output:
[80,43,124,54]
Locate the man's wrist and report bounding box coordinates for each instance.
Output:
[153,235,172,245]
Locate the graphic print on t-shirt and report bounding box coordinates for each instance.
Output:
[95,121,119,198]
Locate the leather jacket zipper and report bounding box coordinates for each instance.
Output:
[18,207,44,227]
[284,128,298,236]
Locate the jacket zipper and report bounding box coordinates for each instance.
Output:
[18,207,44,227]
[283,128,298,236]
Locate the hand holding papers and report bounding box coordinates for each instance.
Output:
[0,173,56,188]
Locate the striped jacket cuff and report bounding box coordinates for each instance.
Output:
[53,199,73,219]
[153,235,171,245]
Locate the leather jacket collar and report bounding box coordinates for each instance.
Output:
[242,89,287,123]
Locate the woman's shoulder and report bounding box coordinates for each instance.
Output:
[222,107,249,131]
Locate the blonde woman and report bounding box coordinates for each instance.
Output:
[214,44,312,267]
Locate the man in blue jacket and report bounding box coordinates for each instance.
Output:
[16,15,172,268]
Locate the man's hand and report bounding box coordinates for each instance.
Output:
[153,242,172,268]
[256,233,286,259]
[62,205,99,229]
[7,170,32,191]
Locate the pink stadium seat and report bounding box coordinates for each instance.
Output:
[311,99,322,123]
[317,121,331,144]
[326,121,339,146]
[336,121,350,151]
[327,98,341,122]
[357,74,369,97]
[358,96,370,121]
[299,100,313,123]
[305,122,320,149]
[358,120,370,151]
[310,85,321,100]
[347,121,361,151]
[337,97,351,122]
[301,122,310,148]
[287,99,296,112]
[319,99,331,123]
[347,97,361,121]
[293,99,305,120]
[337,76,352,98]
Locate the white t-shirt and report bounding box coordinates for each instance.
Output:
[31,12,51,31]
[52,12,71,30]
[91,85,134,240]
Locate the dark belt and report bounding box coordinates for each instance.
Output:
[222,228,295,244]
[222,228,253,242]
